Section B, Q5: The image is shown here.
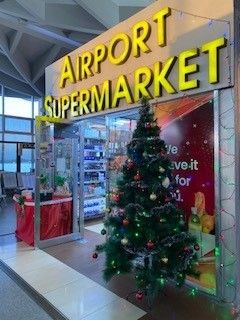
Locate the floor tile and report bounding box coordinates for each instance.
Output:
[0,241,33,261]
[44,278,119,320]
[4,250,57,275]
[85,223,104,235]
[82,298,146,320]
[21,260,86,294]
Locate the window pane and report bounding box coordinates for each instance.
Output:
[4,88,32,118]
[4,133,32,142]
[21,149,32,173]
[0,115,2,131]
[4,143,16,172]
[34,97,40,117]
[5,117,32,133]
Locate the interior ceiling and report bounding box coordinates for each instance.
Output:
[0,0,154,97]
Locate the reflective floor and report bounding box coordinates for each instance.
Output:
[0,203,232,320]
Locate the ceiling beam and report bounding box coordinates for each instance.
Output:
[0,11,80,49]
[16,0,46,21]
[0,54,26,83]
[9,30,23,54]
[73,0,119,28]
[0,30,42,95]
[0,71,40,96]
[32,45,61,83]
[45,3,106,35]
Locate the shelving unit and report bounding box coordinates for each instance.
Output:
[81,124,107,220]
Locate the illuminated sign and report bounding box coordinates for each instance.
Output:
[44,6,228,120]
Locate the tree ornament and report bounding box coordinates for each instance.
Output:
[194,244,200,251]
[162,177,170,188]
[151,122,157,128]
[121,238,128,245]
[101,229,107,235]
[147,240,155,250]
[150,193,157,201]
[162,257,168,263]
[113,194,120,202]
[134,172,141,181]
[142,151,148,158]
[160,218,166,223]
[184,246,189,252]
[105,207,112,214]
[123,218,129,226]
[127,160,134,169]
[145,122,151,129]
[92,252,98,259]
[118,208,125,216]
[136,291,144,300]
[159,166,165,173]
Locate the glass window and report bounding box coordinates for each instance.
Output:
[5,117,32,133]
[3,143,16,172]
[4,133,32,142]
[21,149,33,173]
[0,115,2,131]
[34,97,41,117]
[4,88,32,118]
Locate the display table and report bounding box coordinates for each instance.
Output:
[13,195,72,246]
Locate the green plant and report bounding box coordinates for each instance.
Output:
[40,174,48,185]
[18,195,25,206]
[55,175,66,187]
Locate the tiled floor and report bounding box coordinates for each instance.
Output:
[0,198,16,236]
[85,223,104,235]
[0,240,146,320]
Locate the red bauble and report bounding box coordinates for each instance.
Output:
[194,244,200,251]
[183,246,189,252]
[134,172,141,181]
[92,252,98,259]
[127,160,134,169]
[145,122,151,129]
[136,291,144,300]
[147,240,155,250]
[113,194,120,202]
[123,218,129,226]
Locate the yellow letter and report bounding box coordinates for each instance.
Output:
[70,91,79,118]
[59,55,76,88]
[132,20,151,58]
[153,57,177,97]
[202,37,227,84]
[79,89,90,115]
[108,33,131,65]
[153,7,171,47]
[44,96,53,117]
[53,99,61,118]
[80,51,94,80]
[112,75,133,108]
[179,48,200,91]
[94,44,108,73]
[91,80,111,112]
[134,66,153,101]
[61,95,70,119]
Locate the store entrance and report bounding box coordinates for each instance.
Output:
[80,110,138,232]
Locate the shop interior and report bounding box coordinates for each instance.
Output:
[0,92,216,293]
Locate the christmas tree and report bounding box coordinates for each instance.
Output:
[95,98,199,301]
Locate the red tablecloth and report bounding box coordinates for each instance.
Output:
[14,196,72,246]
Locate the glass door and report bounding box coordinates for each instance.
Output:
[35,117,80,248]
[79,117,107,222]
[105,110,138,215]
